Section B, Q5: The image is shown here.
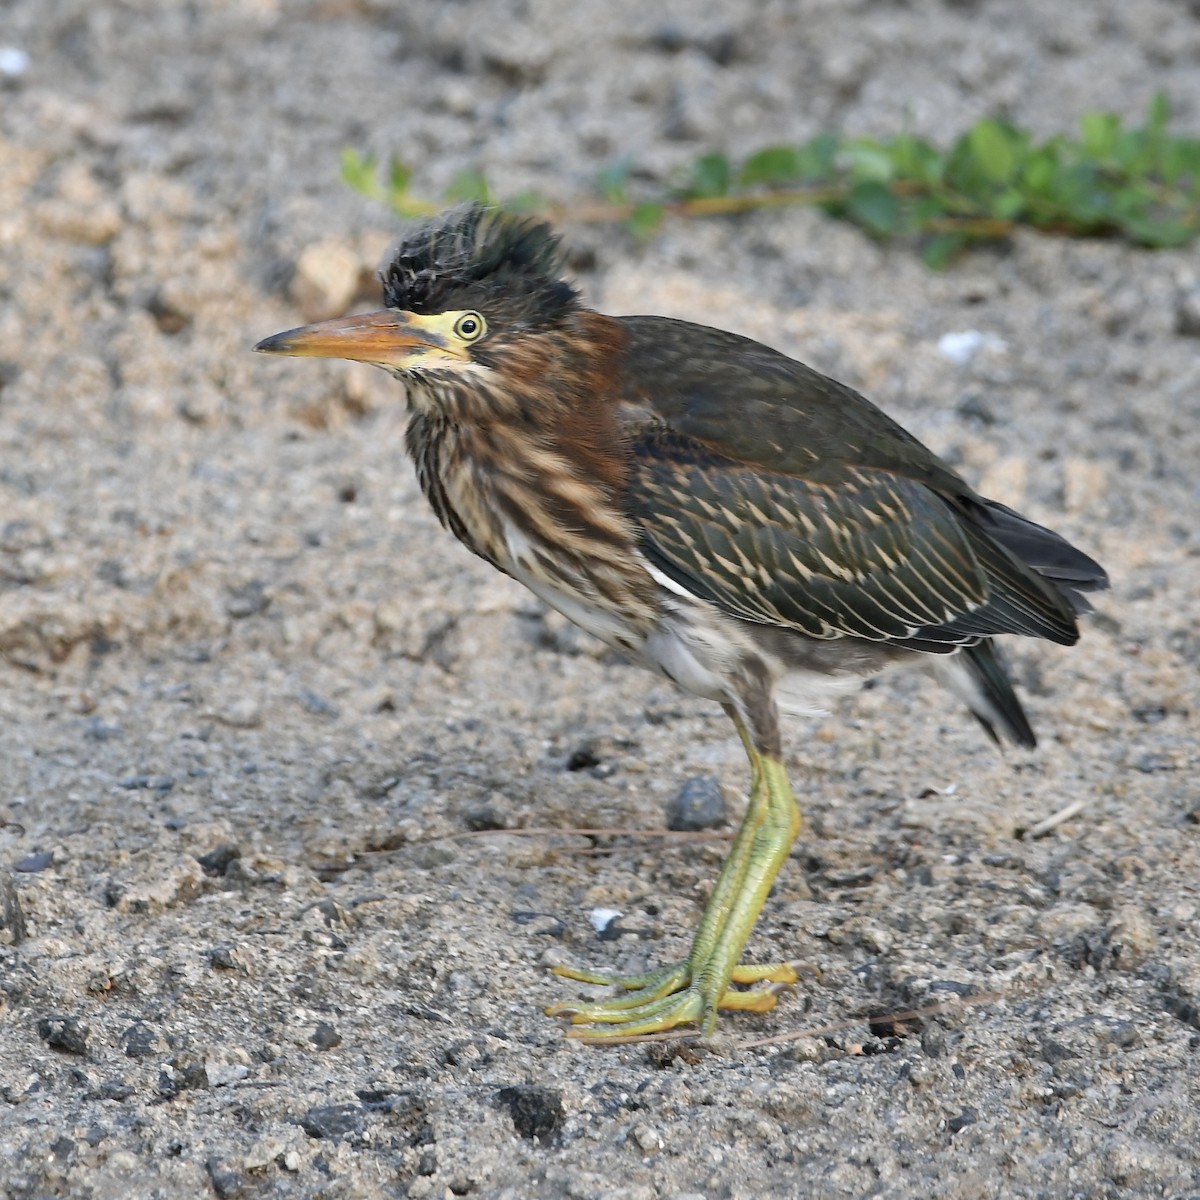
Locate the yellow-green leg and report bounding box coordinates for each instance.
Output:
[545,711,802,1038]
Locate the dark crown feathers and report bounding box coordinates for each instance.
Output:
[379,203,579,325]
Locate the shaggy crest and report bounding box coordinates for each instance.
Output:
[379,203,580,328]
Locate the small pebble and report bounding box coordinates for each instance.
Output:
[13,850,53,873]
[937,330,1006,365]
[299,1103,364,1140]
[291,241,362,323]
[589,907,622,939]
[666,775,726,831]
[311,1022,341,1051]
[0,47,30,79]
[948,1107,978,1134]
[1175,286,1200,337]
[220,698,262,728]
[0,875,27,944]
[37,1015,90,1056]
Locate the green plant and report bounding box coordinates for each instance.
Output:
[342,94,1200,267]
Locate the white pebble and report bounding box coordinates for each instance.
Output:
[589,907,622,934]
[937,329,1006,365]
[0,47,29,78]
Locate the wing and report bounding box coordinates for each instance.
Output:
[615,318,1083,648]
[628,430,1076,648]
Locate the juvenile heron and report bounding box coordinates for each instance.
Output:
[255,204,1106,1039]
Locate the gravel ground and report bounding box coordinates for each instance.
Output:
[2,2,1199,1197]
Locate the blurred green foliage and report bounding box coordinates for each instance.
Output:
[343,94,1200,267]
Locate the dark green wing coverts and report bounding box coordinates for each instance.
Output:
[618,316,1085,651]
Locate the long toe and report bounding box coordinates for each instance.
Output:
[550,961,689,995]
[562,987,708,1039]
[728,962,800,985]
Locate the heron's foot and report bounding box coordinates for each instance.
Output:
[545,959,798,1038]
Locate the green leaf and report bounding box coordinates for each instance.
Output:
[846,142,894,183]
[801,131,840,176]
[1160,137,1200,185]
[445,167,491,204]
[846,180,900,236]
[990,188,1026,220]
[689,153,732,198]
[890,132,942,183]
[626,201,665,240]
[1080,111,1120,161]
[739,145,805,187]
[967,119,1020,184]
[388,159,412,196]
[503,190,545,213]
[920,231,967,269]
[341,149,378,196]
[596,160,631,204]
[1148,90,1171,132]
[1121,214,1195,247]
[1021,147,1059,194]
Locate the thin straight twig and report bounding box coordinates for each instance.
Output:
[447,826,731,843]
[1019,799,1088,840]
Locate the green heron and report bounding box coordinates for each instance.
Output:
[255,204,1107,1039]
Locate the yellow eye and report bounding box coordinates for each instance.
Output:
[453,311,486,342]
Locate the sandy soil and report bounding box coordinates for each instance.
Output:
[1,2,1199,1197]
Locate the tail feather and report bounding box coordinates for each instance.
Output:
[931,639,1037,749]
[974,500,1109,615]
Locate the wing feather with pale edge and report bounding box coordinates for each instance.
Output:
[630,432,1078,648]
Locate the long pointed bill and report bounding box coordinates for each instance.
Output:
[253,309,464,370]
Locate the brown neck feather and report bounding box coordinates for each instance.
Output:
[475,310,630,498]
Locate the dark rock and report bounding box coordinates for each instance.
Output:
[1039,1037,1078,1064]
[225,580,271,619]
[206,1156,247,1199]
[666,775,726,831]
[13,850,53,873]
[158,1055,209,1098]
[1175,286,1200,337]
[300,1103,364,1140]
[1134,753,1176,773]
[594,910,623,941]
[1161,989,1200,1032]
[117,774,176,793]
[566,743,602,771]
[36,1015,89,1055]
[146,290,190,335]
[496,1084,562,1143]
[197,844,240,876]
[956,393,998,425]
[463,804,509,831]
[1,874,27,944]
[83,716,122,741]
[311,1022,341,1050]
[948,1107,978,1134]
[1131,704,1167,724]
[208,945,241,970]
[121,1021,162,1058]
